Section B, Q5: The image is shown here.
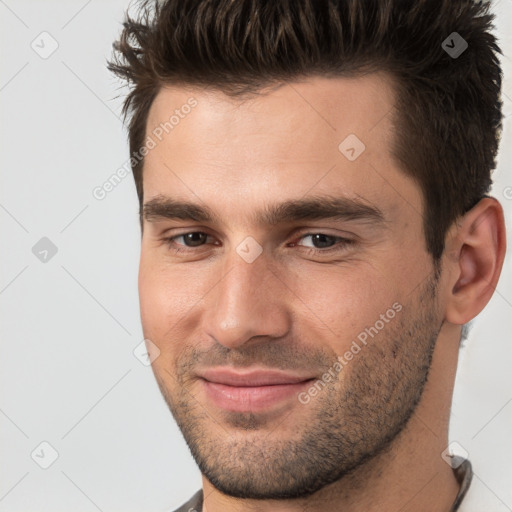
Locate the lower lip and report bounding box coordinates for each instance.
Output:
[201,379,314,412]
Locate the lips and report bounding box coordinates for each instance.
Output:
[198,368,315,386]
[196,367,316,412]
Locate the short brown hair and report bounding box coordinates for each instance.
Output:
[107,0,503,261]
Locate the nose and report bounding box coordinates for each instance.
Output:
[201,249,291,350]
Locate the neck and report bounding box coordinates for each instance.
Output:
[202,324,462,512]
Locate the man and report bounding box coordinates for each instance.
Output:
[107,0,506,510]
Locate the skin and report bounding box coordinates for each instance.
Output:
[138,73,506,512]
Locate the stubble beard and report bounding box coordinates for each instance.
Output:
[153,272,442,500]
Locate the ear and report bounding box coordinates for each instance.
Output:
[444,197,507,325]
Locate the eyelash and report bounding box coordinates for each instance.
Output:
[161,231,354,255]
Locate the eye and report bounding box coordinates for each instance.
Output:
[291,233,354,254]
[163,231,215,251]
[296,233,339,249]
[161,231,354,256]
[174,232,209,247]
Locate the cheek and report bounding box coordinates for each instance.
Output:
[138,246,410,360]
[138,257,215,344]
[289,262,402,352]
[138,257,178,337]
[138,263,196,379]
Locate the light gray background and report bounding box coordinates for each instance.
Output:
[1,1,511,511]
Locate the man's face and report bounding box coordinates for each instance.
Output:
[138,74,445,499]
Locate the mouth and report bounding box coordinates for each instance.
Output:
[197,368,316,412]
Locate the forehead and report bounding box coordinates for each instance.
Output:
[142,73,421,226]
[145,72,396,152]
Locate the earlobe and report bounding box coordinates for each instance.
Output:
[445,197,506,325]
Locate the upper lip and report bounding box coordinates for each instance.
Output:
[198,368,315,386]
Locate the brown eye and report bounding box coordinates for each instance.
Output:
[298,233,338,249]
[163,231,214,252]
[179,232,208,247]
[294,233,353,253]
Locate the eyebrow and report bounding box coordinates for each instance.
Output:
[143,194,387,228]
